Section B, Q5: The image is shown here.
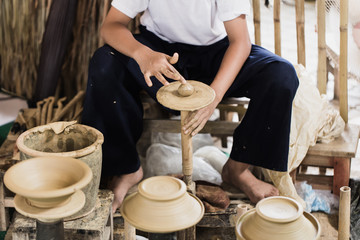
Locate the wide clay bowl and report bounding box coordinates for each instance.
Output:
[4,156,92,208]
[120,176,204,233]
[235,196,321,240]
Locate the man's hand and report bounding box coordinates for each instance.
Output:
[182,100,219,136]
[135,50,186,87]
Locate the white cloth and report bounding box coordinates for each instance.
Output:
[111,0,251,45]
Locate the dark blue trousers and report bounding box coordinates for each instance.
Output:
[82,26,299,177]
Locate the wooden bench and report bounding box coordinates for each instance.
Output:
[296,124,360,195]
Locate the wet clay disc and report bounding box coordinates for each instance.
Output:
[156,80,215,111]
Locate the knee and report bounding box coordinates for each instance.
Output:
[88,45,126,83]
[267,61,299,98]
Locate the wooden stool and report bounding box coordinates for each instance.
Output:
[5,189,114,240]
[295,124,360,195]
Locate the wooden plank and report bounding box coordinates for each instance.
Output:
[301,155,333,167]
[307,124,360,157]
[296,174,333,187]
[143,119,239,135]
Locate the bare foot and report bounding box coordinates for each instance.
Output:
[110,167,143,213]
[221,158,279,204]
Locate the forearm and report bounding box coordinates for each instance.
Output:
[101,21,152,63]
[210,38,251,104]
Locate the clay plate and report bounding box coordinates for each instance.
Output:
[14,190,85,222]
[120,176,204,233]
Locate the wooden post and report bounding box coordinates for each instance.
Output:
[339,0,348,123]
[180,111,195,193]
[253,0,261,46]
[124,220,136,240]
[338,186,351,240]
[295,0,306,66]
[177,226,196,240]
[273,0,281,56]
[317,0,327,95]
[333,157,351,196]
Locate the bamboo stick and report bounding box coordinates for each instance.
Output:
[338,186,351,240]
[273,0,281,56]
[339,0,348,123]
[180,111,195,194]
[317,0,327,95]
[295,0,306,66]
[253,0,261,46]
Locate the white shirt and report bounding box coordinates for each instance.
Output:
[111,0,251,46]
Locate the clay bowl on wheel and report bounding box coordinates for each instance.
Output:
[235,196,321,240]
[4,156,92,208]
[120,176,204,233]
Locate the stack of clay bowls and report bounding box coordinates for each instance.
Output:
[120,176,204,233]
[235,196,320,240]
[4,156,92,221]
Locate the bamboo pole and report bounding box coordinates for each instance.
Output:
[317,0,327,95]
[295,0,306,66]
[339,0,348,123]
[253,0,261,46]
[273,0,281,56]
[338,186,351,240]
[181,111,196,194]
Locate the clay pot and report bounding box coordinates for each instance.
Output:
[16,122,103,219]
[235,196,321,240]
[120,176,204,233]
[4,156,92,208]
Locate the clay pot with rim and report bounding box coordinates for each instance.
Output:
[235,196,321,240]
[120,176,204,233]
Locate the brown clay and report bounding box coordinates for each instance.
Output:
[178,82,195,97]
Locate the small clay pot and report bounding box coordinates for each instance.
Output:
[120,176,204,233]
[235,196,321,240]
[4,156,92,208]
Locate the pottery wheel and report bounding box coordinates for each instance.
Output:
[156,80,215,111]
[14,190,85,222]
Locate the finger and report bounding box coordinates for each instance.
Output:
[191,120,207,136]
[164,65,187,84]
[168,52,179,64]
[155,72,169,86]
[144,72,153,87]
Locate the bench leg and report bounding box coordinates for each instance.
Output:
[333,157,351,196]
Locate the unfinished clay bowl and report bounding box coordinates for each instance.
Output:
[120,176,204,233]
[16,122,103,219]
[235,196,321,240]
[4,156,92,209]
[157,80,215,111]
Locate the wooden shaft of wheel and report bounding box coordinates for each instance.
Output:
[181,111,193,178]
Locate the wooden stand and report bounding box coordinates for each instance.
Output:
[5,189,114,240]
